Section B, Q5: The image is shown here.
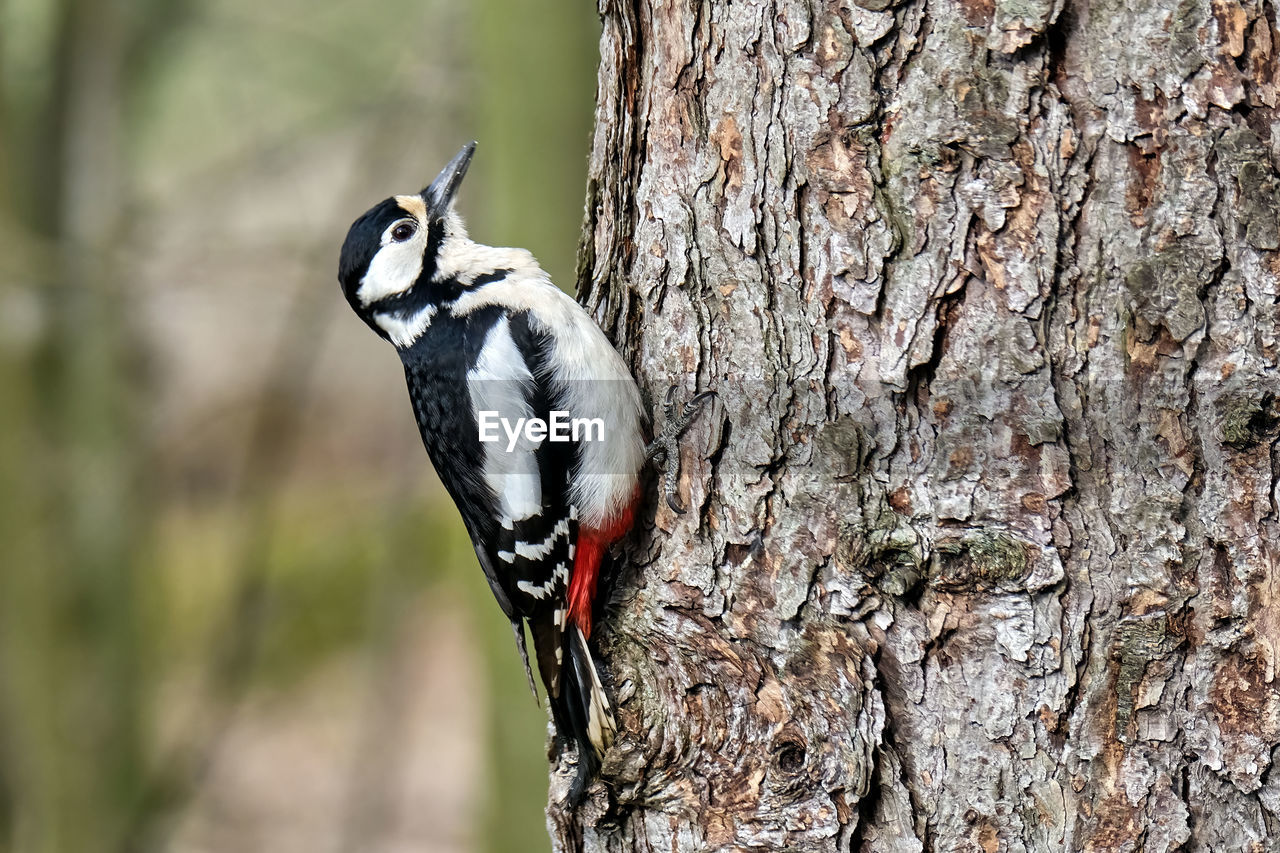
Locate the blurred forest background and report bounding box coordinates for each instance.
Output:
[0,0,598,850]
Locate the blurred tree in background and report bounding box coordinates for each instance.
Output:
[0,0,596,850]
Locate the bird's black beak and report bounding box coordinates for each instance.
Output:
[422,141,476,219]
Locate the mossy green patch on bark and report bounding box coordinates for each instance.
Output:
[930,531,1031,591]
[1219,391,1279,449]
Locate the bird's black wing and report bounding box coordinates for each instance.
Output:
[495,310,579,697]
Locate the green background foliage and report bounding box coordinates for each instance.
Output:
[0,0,597,850]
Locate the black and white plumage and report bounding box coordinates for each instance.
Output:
[337,143,644,799]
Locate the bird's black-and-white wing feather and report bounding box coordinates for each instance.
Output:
[460,308,579,694]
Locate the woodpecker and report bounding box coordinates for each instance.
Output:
[337,142,648,801]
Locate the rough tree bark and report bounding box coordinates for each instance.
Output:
[552,0,1280,850]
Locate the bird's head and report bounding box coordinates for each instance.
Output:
[337,141,476,343]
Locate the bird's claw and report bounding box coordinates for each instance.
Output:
[645,387,716,514]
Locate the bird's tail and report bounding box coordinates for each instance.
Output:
[538,622,616,804]
[569,624,616,758]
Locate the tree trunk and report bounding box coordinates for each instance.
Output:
[552,0,1280,850]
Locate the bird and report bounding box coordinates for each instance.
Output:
[337,142,682,802]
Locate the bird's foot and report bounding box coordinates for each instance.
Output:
[644,387,716,514]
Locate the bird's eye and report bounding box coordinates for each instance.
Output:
[391,222,417,242]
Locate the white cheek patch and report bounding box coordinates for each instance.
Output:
[356,204,428,305]
[357,239,424,305]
